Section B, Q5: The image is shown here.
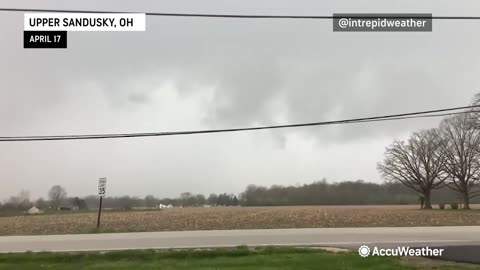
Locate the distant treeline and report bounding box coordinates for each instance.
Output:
[0,188,240,212]
[1,180,476,212]
[82,192,239,209]
[240,179,479,206]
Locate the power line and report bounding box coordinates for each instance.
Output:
[355,110,480,123]
[0,105,478,142]
[1,8,480,20]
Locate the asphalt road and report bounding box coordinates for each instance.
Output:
[1,226,480,253]
[424,245,480,264]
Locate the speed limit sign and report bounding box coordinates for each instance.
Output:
[97,177,107,228]
[98,178,107,197]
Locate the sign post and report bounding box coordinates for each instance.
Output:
[97,177,107,229]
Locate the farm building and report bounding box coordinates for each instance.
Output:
[27,206,41,215]
[158,204,173,209]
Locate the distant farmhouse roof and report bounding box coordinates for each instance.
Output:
[158,204,173,209]
[27,206,40,214]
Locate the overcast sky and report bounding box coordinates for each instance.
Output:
[1,0,480,200]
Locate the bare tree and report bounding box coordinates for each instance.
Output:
[464,92,480,132]
[439,114,480,209]
[48,185,67,210]
[7,189,32,210]
[35,197,49,209]
[469,93,480,125]
[377,129,447,209]
[207,194,218,206]
[144,195,158,208]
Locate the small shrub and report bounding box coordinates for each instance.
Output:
[450,203,459,210]
[438,204,445,210]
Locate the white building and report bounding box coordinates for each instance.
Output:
[27,206,41,214]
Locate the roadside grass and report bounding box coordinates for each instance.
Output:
[0,247,478,270]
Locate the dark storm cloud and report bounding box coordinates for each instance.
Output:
[2,2,479,138]
[1,0,480,199]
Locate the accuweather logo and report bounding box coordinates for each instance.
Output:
[358,245,371,257]
[358,245,444,257]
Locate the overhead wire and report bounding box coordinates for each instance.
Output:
[0,105,478,142]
